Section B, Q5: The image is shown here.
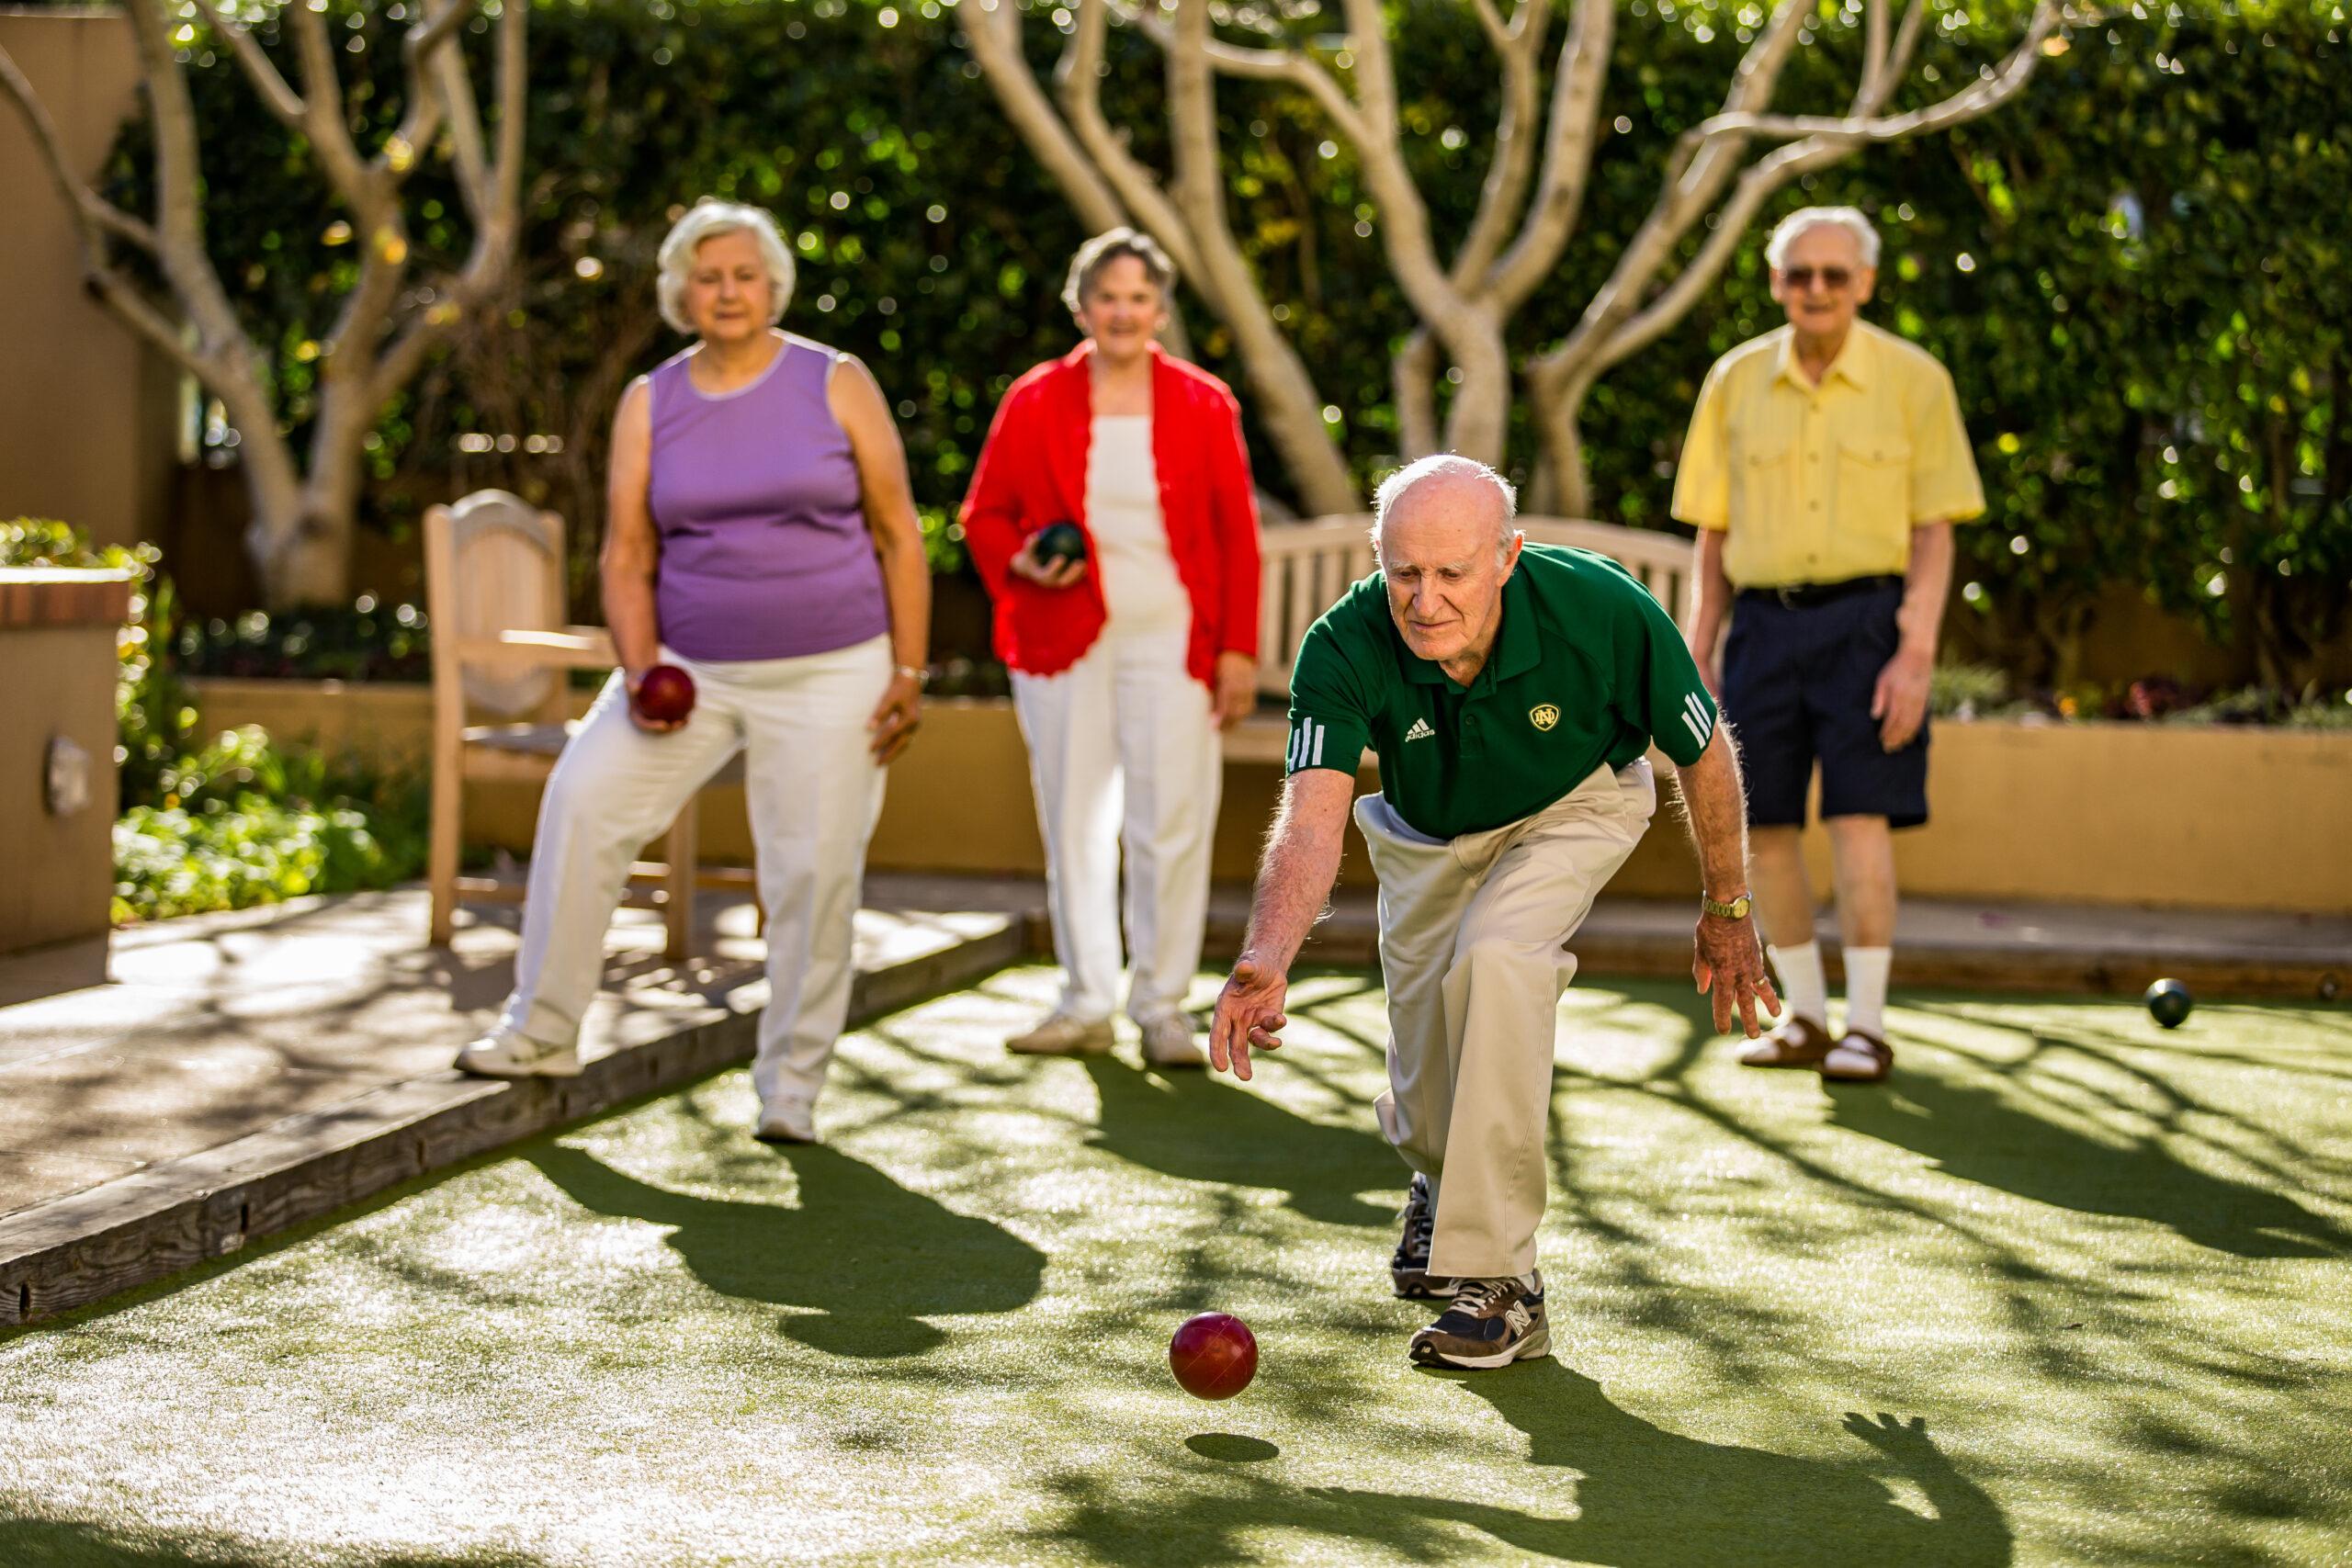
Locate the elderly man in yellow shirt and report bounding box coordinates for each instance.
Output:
[1672,206,1984,1084]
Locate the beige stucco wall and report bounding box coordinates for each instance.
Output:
[187,679,2352,914]
[0,576,130,953]
[0,8,179,547]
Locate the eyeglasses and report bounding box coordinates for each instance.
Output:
[1779,265,1854,291]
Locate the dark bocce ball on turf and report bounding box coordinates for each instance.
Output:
[632,663,697,726]
[2144,978,2193,1030]
[1169,1313,1257,1400]
[1030,521,1088,570]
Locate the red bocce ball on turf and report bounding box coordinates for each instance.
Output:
[1169,1312,1257,1400]
[632,663,696,725]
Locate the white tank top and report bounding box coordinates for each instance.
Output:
[1086,415,1190,637]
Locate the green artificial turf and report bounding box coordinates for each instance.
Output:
[4,966,2350,1566]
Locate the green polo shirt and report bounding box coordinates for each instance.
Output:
[1285,544,1719,839]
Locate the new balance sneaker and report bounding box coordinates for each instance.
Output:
[1390,1173,1453,1300]
[1137,1011,1206,1069]
[1005,1013,1116,1057]
[1408,1272,1549,1370]
[753,1101,817,1145]
[453,1028,581,1079]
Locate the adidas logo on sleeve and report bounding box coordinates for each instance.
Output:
[1679,692,1715,751]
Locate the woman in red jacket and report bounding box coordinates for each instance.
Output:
[962,229,1262,1068]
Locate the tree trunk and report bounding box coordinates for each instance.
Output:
[1528,367,1594,518]
[1436,311,1512,470]
[1393,329,1440,461]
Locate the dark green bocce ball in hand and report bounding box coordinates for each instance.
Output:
[2144,978,2193,1030]
[1031,522,1088,570]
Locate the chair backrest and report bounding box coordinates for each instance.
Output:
[1254,514,1697,699]
[423,490,570,721]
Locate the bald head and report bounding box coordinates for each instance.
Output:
[1372,455,1518,564]
[1371,455,1524,678]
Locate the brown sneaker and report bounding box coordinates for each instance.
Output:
[1738,1014,1835,1069]
[1820,1028,1894,1083]
[1005,1013,1116,1057]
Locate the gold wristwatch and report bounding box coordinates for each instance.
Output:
[1700,891,1752,920]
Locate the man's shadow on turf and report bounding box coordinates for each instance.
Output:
[1826,1066,2346,1258]
[1317,1359,2012,1568]
[528,1143,1045,1358]
[1080,1057,1400,1227]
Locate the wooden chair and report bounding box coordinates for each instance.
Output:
[423,490,748,958]
[1227,514,1699,765]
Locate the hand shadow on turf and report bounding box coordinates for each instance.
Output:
[1826,1067,2346,1258]
[526,1144,1046,1358]
[1318,1360,2012,1568]
[1079,1056,1399,1227]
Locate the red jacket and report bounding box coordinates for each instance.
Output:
[960,342,1261,689]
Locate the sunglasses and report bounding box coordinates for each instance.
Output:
[1779,265,1855,291]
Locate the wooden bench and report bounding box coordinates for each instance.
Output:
[1223,515,1696,765]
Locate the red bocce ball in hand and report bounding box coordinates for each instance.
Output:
[1169,1313,1258,1400]
[632,664,696,726]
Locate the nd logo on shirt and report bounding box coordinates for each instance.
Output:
[1530,704,1560,731]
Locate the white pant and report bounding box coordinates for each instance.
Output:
[497,636,890,1116]
[1010,626,1220,1023]
[1357,760,1657,1280]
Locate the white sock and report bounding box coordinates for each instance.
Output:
[1768,940,1828,1029]
[1843,946,1893,1039]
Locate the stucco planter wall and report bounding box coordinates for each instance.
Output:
[2,569,133,953]
[186,678,2352,915]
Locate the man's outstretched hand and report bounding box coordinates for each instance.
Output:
[1693,912,1782,1038]
[1209,956,1290,1081]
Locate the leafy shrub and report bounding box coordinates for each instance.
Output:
[1928,662,2023,721]
[176,601,431,682]
[112,725,427,923]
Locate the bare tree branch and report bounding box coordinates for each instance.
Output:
[187,0,305,128]
[1447,0,1550,288]
[958,0,1126,232]
[0,40,163,254]
[1699,5,2063,146]
[1486,0,1615,310]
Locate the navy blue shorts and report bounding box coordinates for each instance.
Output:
[1721,581,1928,829]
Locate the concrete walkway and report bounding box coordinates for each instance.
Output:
[3,875,2343,1327]
[0,876,1041,1325]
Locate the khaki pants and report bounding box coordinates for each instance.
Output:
[1357,760,1657,1280]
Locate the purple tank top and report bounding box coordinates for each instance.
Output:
[646,333,888,661]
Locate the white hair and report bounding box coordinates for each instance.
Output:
[655,198,797,334]
[1765,206,1882,271]
[1371,455,1519,563]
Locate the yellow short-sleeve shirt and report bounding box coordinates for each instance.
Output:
[1670,321,1986,589]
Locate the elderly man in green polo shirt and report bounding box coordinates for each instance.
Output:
[1209,455,1779,1371]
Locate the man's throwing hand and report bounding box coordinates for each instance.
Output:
[1209,956,1290,1081]
[1693,913,1782,1038]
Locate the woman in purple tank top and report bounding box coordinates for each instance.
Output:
[456,199,932,1145]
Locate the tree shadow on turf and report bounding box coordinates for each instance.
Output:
[0,1515,518,1568]
[1046,1359,2009,1567]
[1079,1057,1402,1227]
[526,1143,1045,1358]
[1825,1068,2348,1258]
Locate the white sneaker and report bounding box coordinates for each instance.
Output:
[454,1028,581,1078]
[754,1101,817,1144]
[1137,1012,1205,1069]
[1005,1013,1116,1057]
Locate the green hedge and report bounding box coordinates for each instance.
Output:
[117,0,2350,686]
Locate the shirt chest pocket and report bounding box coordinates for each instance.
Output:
[1731,428,1798,525]
[1835,434,1913,526]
